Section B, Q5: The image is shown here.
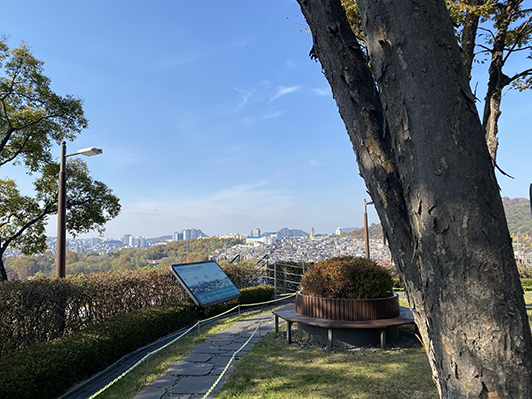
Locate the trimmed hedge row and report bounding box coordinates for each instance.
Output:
[0,285,274,399]
[0,264,262,357]
[0,268,186,357]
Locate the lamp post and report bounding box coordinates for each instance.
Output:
[56,141,102,278]
[364,199,374,259]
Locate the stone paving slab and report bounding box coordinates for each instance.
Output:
[166,362,214,376]
[133,310,276,399]
[189,342,229,354]
[132,386,166,399]
[150,375,178,388]
[170,376,222,394]
[181,353,212,363]
[209,355,239,366]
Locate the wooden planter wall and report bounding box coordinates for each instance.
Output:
[295,291,399,321]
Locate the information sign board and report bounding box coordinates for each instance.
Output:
[170,261,241,308]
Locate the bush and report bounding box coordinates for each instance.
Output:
[521,278,532,291]
[219,261,261,288]
[299,256,393,299]
[0,263,265,358]
[0,285,273,399]
[392,277,404,290]
[0,268,186,357]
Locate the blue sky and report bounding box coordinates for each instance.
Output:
[1,1,531,239]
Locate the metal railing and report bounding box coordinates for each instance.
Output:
[255,260,308,297]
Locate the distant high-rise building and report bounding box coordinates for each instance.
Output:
[251,228,261,237]
[122,234,131,246]
[129,236,139,248]
[183,229,191,241]
[310,227,315,240]
[139,237,147,248]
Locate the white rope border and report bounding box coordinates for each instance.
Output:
[88,292,295,399]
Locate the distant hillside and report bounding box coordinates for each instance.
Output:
[503,197,532,236]
[345,224,384,240]
[345,197,532,249]
[503,197,532,251]
[278,227,309,237]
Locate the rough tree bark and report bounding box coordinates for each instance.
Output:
[459,0,486,78]
[296,0,532,398]
[481,0,520,163]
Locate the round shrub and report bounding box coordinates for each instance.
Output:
[299,256,393,299]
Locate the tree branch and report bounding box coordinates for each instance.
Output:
[509,67,532,83]
[0,133,31,167]
[1,201,55,253]
[503,14,532,64]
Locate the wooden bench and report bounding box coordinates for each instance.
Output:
[272,303,415,351]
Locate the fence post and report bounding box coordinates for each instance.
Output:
[283,264,287,294]
[274,263,277,299]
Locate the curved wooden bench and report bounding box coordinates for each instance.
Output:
[272,303,415,351]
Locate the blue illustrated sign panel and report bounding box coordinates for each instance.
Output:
[170,261,241,308]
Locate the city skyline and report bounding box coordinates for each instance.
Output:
[1,1,530,241]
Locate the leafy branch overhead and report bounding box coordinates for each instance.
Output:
[0,39,87,172]
[339,0,532,163]
[0,38,120,282]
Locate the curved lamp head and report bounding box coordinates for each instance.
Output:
[74,147,103,156]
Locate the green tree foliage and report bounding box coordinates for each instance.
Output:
[3,237,243,279]
[0,38,121,281]
[339,0,532,163]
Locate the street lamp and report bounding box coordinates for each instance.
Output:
[364,199,374,259]
[56,141,102,278]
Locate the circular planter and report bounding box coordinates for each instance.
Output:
[295,291,399,321]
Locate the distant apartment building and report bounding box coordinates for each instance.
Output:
[121,234,147,248]
[251,228,261,237]
[122,234,131,246]
[173,228,204,241]
[217,233,244,240]
[246,232,280,246]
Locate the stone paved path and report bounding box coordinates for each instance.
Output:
[133,312,275,399]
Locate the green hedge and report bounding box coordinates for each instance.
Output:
[0,263,262,357]
[0,268,186,357]
[521,278,532,291]
[0,285,274,399]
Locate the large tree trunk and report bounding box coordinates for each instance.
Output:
[296,0,532,397]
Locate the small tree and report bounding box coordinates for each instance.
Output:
[0,38,120,281]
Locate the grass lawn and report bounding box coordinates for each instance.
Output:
[216,325,439,399]
[98,294,532,398]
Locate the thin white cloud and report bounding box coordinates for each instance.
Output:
[312,88,331,96]
[103,182,296,237]
[270,85,303,102]
[308,159,323,167]
[263,110,283,119]
[233,86,256,110]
